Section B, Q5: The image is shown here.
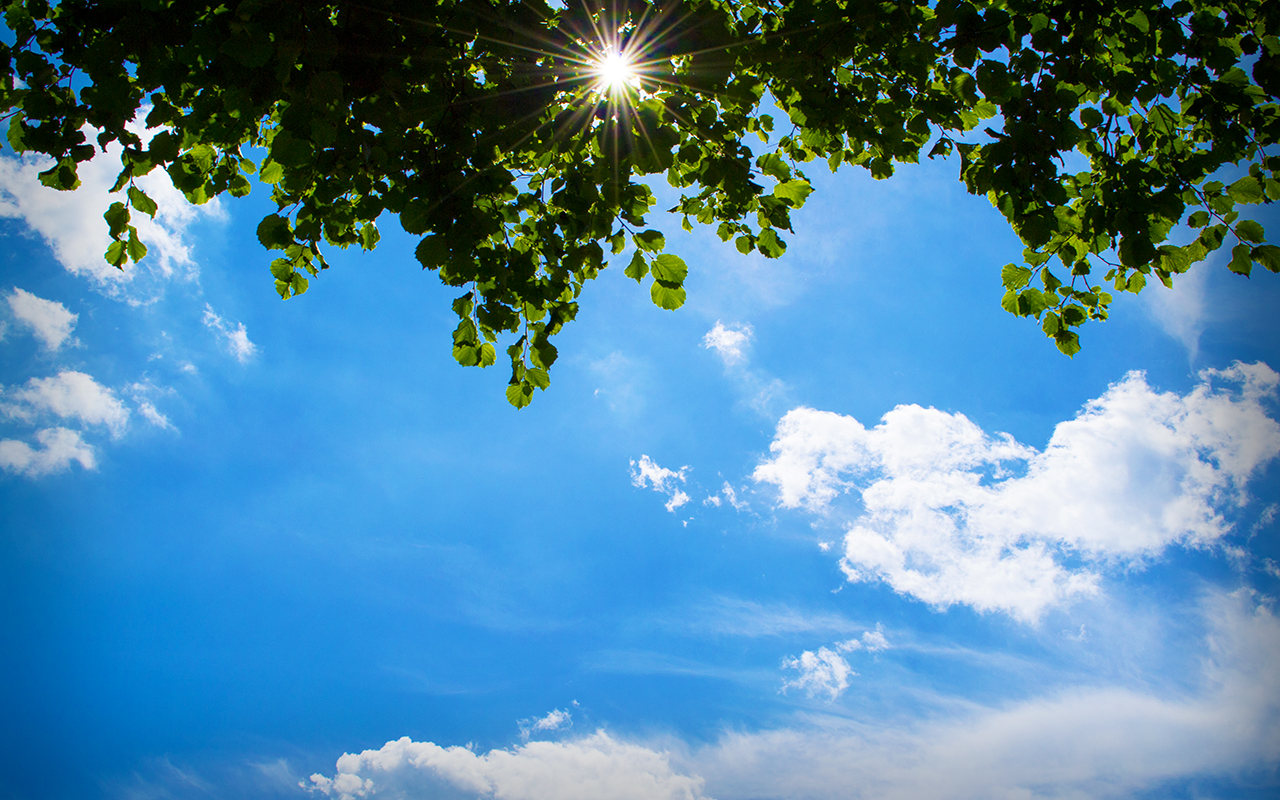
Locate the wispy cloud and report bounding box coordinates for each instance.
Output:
[700,320,788,417]
[694,590,1280,799]
[6,287,77,350]
[519,704,577,741]
[631,454,690,513]
[1144,261,1208,361]
[202,304,257,363]
[755,363,1280,622]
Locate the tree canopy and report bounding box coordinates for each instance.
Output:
[2,0,1277,405]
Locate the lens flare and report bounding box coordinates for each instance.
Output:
[594,50,637,92]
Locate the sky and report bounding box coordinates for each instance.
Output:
[2,116,1280,800]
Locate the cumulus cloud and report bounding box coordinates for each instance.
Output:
[7,287,77,350]
[2,370,130,436]
[0,426,95,477]
[693,591,1280,800]
[836,625,890,653]
[0,122,216,299]
[304,731,708,800]
[755,364,1280,622]
[781,646,855,701]
[631,455,690,513]
[202,304,257,363]
[702,321,753,366]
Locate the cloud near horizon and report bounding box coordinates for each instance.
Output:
[754,363,1280,622]
[307,591,1279,800]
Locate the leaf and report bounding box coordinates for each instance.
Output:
[257,214,293,250]
[1001,264,1033,290]
[1054,331,1081,357]
[650,280,686,310]
[1235,219,1266,243]
[1252,245,1280,273]
[506,382,534,409]
[633,229,666,252]
[1228,243,1253,276]
[756,153,791,181]
[126,228,147,262]
[650,253,688,284]
[104,239,127,268]
[258,159,284,184]
[625,251,648,282]
[104,202,130,237]
[127,186,158,217]
[1227,176,1265,204]
[773,180,812,207]
[415,235,448,269]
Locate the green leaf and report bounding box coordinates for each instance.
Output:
[1001,264,1033,290]
[1252,245,1280,273]
[258,159,284,184]
[650,281,686,310]
[1054,331,1081,357]
[773,180,813,207]
[1228,243,1253,276]
[104,239,127,268]
[650,253,688,284]
[257,214,293,250]
[104,202,130,237]
[506,382,534,409]
[1235,219,1266,243]
[126,228,147,262]
[633,229,666,252]
[756,153,791,181]
[415,235,448,269]
[625,251,648,282]
[1227,176,1265,204]
[127,186,158,217]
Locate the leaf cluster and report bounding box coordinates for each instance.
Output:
[1,0,1276,401]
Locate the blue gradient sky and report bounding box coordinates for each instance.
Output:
[2,140,1279,800]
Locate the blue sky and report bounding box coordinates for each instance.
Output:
[2,128,1279,800]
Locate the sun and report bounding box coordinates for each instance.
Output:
[594,49,638,93]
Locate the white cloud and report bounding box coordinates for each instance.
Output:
[631,455,690,514]
[702,321,753,366]
[692,590,1280,799]
[202,304,257,363]
[7,287,77,350]
[755,364,1280,622]
[0,426,95,476]
[304,731,708,800]
[3,370,130,436]
[781,646,855,701]
[0,122,217,299]
[126,381,176,431]
[837,625,890,653]
[520,706,575,741]
[1144,261,1208,360]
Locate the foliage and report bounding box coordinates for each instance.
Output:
[1,0,1277,403]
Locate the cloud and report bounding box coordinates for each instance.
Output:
[631,455,690,513]
[520,706,575,741]
[692,591,1280,799]
[836,625,890,653]
[754,363,1280,622]
[781,646,855,701]
[304,731,709,800]
[3,370,130,436]
[702,321,753,366]
[7,287,77,350]
[0,426,95,476]
[1144,261,1208,360]
[202,304,257,363]
[0,124,217,299]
